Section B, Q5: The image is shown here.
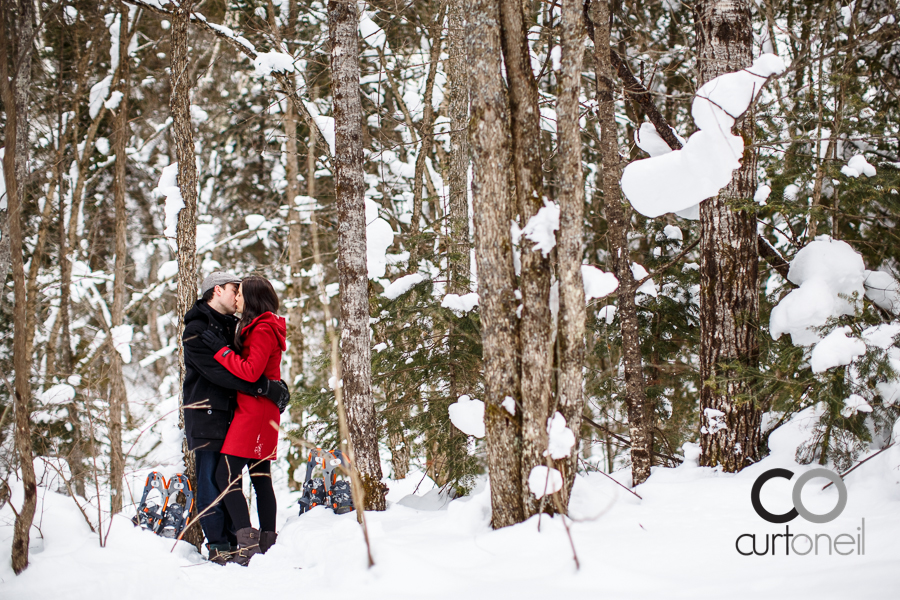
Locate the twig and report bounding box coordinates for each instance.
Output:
[39,458,96,533]
[822,442,896,490]
[639,237,701,286]
[582,416,682,465]
[578,457,643,500]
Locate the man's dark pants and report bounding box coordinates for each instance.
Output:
[195,450,237,547]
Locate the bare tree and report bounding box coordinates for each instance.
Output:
[0,0,37,575]
[108,2,132,516]
[170,0,203,544]
[446,0,470,297]
[589,0,652,485]
[497,0,554,516]
[555,0,587,498]
[695,0,761,472]
[468,0,524,528]
[328,0,385,510]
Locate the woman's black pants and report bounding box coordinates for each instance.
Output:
[215,454,277,532]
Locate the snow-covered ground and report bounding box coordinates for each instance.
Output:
[2,411,899,599]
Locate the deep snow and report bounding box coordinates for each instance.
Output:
[2,412,899,599]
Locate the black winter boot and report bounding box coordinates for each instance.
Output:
[233,527,261,566]
[207,543,232,566]
[259,531,277,554]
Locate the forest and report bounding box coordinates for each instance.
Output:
[1,0,899,595]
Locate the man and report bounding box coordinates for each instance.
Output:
[182,271,289,564]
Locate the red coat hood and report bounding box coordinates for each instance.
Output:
[241,311,287,351]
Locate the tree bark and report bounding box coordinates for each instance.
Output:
[589,0,652,485]
[108,3,131,516]
[1,0,37,574]
[408,10,445,269]
[468,0,524,528]
[442,0,472,486]
[328,0,385,510]
[497,0,554,517]
[271,0,305,388]
[447,0,470,296]
[694,0,761,472]
[556,0,587,501]
[170,0,203,545]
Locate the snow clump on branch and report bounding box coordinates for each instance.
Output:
[770,237,865,346]
[448,395,485,438]
[442,292,479,316]
[622,54,786,218]
[253,51,295,77]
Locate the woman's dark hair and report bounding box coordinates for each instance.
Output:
[235,276,280,351]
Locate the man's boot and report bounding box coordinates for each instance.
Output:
[207,543,232,566]
[232,527,261,566]
[259,531,277,554]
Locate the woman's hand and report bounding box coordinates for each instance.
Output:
[201,329,228,354]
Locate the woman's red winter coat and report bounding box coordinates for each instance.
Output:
[215,311,286,460]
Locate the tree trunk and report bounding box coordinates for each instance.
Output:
[447,0,470,296]
[1,0,37,574]
[467,0,524,528]
[170,0,203,545]
[555,0,587,501]
[407,10,445,269]
[285,86,305,385]
[589,0,652,485]
[695,0,761,472]
[328,0,385,511]
[497,0,554,517]
[108,3,131,516]
[272,0,305,388]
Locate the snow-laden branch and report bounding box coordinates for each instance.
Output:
[120,0,333,163]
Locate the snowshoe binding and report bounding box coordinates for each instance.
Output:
[133,471,167,533]
[159,473,194,539]
[297,448,355,515]
[324,450,354,514]
[298,448,339,515]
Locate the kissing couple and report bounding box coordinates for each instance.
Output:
[181,272,289,566]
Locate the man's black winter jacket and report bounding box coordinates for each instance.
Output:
[182,299,269,451]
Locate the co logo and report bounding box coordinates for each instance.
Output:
[751,468,847,524]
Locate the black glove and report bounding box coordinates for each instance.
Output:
[264,379,291,414]
[200,329,229,354]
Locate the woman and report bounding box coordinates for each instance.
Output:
[201,276,285,566]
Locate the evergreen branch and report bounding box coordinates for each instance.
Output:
[758,234,791,279]
[638,237,700,286]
